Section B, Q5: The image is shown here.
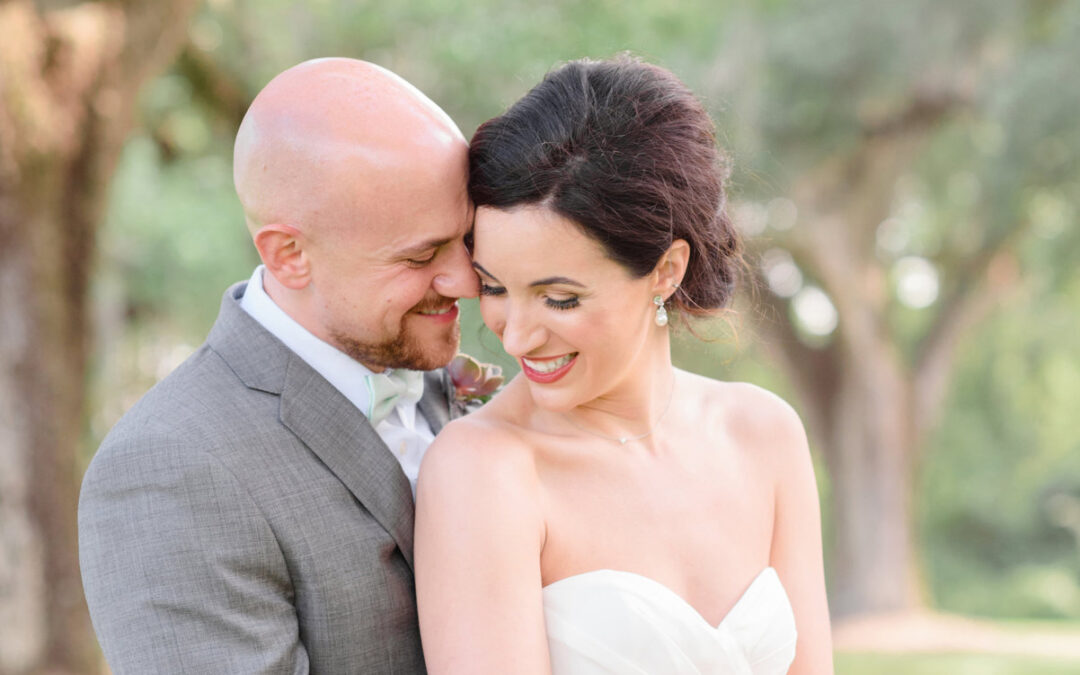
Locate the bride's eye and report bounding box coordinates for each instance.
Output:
[545,296,579,310]
[479,283,506,297]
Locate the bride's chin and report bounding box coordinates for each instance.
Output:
[525,385,586,415]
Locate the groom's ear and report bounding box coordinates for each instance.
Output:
[651,239,690,296]
[254,224,311,290]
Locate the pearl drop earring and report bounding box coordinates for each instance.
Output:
[654,296,668,327]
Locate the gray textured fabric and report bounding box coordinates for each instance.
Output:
[79,282,446,674]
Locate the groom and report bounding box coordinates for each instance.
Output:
[78,58,478,673]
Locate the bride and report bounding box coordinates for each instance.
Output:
[414,56,833,674]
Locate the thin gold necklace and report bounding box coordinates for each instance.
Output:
[561,373,676,445]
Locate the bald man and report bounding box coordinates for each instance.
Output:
[78,59,478,674]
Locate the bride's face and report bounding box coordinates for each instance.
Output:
[472,205,661,411]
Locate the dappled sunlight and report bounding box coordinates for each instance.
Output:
[792,286,839,337]
[893,256,940,309]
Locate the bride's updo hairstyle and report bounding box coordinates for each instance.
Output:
[468,56,741,318]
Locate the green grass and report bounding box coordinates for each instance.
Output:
[836,652,1080,674]
[991,617,1080,635]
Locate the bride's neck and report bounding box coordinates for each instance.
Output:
[563,338,676,439]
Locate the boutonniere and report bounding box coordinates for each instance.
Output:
[445,353,504,419]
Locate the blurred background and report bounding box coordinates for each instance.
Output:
[2,0,1079,673]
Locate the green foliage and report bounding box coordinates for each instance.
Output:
[100,136,256,334]
[836,651,1080,675]
[92,0,1080,624]
[921,262,1080,619]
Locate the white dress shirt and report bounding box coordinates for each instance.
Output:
[239,266,435,496]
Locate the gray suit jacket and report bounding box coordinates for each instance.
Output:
[79,283,448,674]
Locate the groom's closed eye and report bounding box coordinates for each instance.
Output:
[405,250,438,267]
[397,235,458,267]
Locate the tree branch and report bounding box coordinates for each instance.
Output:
[860,82,975,141]
[912,222,1031,440]
[748,275,841,455]
[175,43,252,128]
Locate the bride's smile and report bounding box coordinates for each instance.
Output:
[519,353,578,381]
[415,56,833,675]
[471,204,675,418]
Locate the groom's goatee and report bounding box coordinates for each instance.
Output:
[332,321,459,371]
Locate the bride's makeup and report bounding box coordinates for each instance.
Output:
[520,352,579,383]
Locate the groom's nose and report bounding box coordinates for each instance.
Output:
[431,238,479,299]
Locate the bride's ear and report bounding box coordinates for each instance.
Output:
[651,239,690,298]
[254,223,312,290]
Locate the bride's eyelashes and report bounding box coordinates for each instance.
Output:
[545,296,580,310]
[478,283,581,310]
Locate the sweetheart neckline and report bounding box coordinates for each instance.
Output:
[542,566,780,629]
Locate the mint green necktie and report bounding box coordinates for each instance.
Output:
[364,369,425,427]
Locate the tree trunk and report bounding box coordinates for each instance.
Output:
[756,291,926,617]
[739,78,1004,617]
[0,2,198,672]
[820,349,923,616]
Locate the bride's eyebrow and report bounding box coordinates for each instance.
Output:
[472,262,586,289]
[528,276,585,289]
[471,261,500,282]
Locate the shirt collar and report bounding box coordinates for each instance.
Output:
[238,266,422,420]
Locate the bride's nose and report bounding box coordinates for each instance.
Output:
[497,303,547,359]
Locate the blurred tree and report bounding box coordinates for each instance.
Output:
[716,0,1080,615]
[923,264,1080,619]
[0,1,199,672]
[81,0,1080,634]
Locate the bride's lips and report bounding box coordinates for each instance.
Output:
[414,302,458,324]
[521,353,578,384]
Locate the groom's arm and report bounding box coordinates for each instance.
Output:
[79,430,307,674]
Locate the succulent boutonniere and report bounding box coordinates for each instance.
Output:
[445,353,504,419]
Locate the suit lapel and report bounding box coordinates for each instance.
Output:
[278,354,416,569]
[209,284,416,570]
[417,370,451,435]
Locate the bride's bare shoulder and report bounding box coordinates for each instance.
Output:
[681,370,810,463]
[417,384,540,501]
[415,386,546,553]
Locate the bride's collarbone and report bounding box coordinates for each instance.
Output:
[540,500,771,585]
[538,479,774,607]
[540,455,765,519]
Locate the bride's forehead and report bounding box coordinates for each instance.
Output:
[471,205,639,284]
[474,206,600,252]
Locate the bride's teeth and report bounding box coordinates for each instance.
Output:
[523,353,575,373]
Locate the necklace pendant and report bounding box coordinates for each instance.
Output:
[619,437,628,444]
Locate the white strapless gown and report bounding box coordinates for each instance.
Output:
[542,567,797,674]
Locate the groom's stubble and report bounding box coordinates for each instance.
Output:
[330,301,461,372]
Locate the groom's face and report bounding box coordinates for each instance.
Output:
[305,145,479,372]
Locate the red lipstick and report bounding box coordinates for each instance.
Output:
[520,354,577,384]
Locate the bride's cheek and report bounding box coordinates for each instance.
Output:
[478,300,503,336]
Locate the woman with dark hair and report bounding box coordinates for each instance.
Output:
[414,57,833,674]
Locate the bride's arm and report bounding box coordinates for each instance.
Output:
[414,420,551,675]
[765,395,835,674]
